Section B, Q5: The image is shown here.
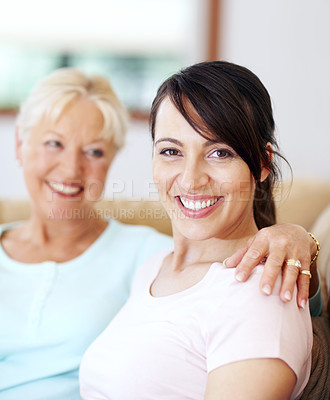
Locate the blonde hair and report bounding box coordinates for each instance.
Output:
[16,68,128,149]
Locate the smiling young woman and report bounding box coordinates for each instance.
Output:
[79,61,313,400]
[152,98,270,243]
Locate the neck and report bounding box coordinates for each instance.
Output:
[171,222,258,271]
[26,208,107,245]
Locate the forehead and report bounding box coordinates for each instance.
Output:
[30,98,106,143]
[155,99,196,135]
[55,98,104,134]
[155,98,217,145]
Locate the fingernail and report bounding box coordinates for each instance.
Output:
[262,284,271,295]
[235,272,245,282]
[300,299,306,309]
[284,290,291,301]
[223,257,229,268]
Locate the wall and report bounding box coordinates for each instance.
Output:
[1,0,329,200]
[220,0,330,181]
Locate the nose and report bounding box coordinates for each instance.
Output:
[60,149,83,178]
[179,157,209,193]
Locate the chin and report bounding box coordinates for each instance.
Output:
[172,223,218,242]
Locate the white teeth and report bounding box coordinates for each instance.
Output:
[48,181,82,195]
[180,197,219,211]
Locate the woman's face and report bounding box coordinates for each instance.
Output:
[152,98,269,241]
[16,97,116,220]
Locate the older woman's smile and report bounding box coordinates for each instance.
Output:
[46,180,84,197]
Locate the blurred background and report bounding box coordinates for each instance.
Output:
[0,0,329,200]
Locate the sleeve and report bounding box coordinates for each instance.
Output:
[204,268,313,397]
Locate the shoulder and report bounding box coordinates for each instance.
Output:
[0,221,24,235]
[203,265,312,399]
[0,221,26,257]
[206,265,312,342]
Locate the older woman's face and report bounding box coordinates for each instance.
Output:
[16,97,116,220]
[152,99,269,241]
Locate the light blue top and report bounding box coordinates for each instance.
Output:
[0,219,172,400]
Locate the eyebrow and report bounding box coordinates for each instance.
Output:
[44,130,106,145]
[44,130,64,138]
[154,137,182,146]
[154,137,222,148]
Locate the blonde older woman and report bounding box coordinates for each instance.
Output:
[0,68,321,400]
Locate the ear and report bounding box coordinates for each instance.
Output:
[15,127,23,165]
[260,142,273,182]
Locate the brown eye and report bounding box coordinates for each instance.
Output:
[160,148,181,156]
[216,150,227,158]
[209,149,232,159]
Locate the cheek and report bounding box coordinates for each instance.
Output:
[152,162,173,200]
[151,158,159,180]
[85,163,110,186]
[22,147,52,176]
[216,168,254,202]
[83,165,109,201]
[152,162,162,189]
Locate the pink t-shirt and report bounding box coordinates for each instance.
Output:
[80,249,312,400]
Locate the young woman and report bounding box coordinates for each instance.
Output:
[79,61,313,400]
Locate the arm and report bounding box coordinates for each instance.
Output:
[225,223,320,309]
[204,358,295,400]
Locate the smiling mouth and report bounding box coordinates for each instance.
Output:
[47,181,84,196]
[179,196,222,211]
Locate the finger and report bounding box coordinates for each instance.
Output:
[234,236,269,282]
[225,245,249,268]
[297,273,311,309]
[278,263,300,303]
[259,250,286,296]
[296,255,312,308]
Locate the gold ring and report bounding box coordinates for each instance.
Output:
[300,270,312,279]
[286,259,302,270]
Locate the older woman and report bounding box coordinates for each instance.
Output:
[0,68,320,400]
[79,61,313,399]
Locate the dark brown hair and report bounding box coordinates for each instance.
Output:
[150,61,287,229]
